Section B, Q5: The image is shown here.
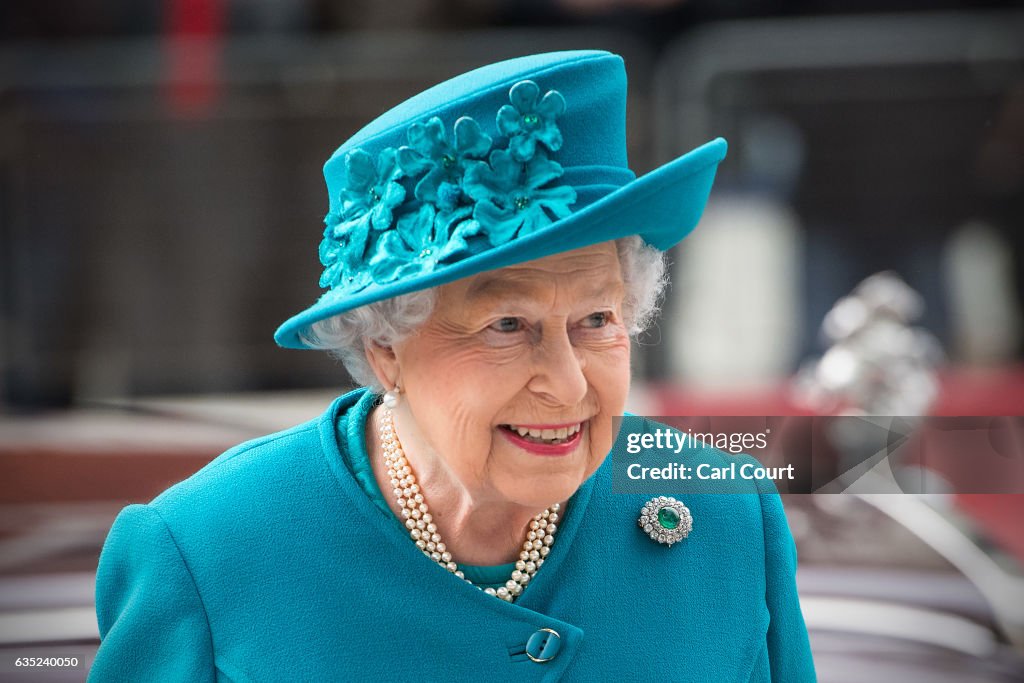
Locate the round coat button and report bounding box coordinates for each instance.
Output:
[526,628,561,663]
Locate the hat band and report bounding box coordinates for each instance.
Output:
[560,164,636,187]
[321,165,635,217]
[560,165,636,210]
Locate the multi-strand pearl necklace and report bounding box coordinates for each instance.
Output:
[378,405,559,602]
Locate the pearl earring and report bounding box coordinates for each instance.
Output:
[383,384,401,408]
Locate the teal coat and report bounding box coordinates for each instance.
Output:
[90,388,816,682]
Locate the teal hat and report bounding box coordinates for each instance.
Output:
[275,50,726,349]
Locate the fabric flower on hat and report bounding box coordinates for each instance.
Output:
[318,224,374,291]
[464,148,576,246]
[397,116,492,211]
[368,204,479,283]
[336,148,405,234]
[319,148,404,289]
[496,80,566,163]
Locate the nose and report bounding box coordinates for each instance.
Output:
[526,324,588,407]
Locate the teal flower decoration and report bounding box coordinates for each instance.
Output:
[335,148,405,234]
[368,204,479,283]
[319,148,404,289]
[396,116,492,211]
[496,80,566,162]
[464,148,576,246]
[318,220,373,290]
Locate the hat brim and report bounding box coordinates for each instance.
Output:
[275,137,727,349]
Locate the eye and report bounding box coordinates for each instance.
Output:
[490,317,523,333]
[583,311,611,328]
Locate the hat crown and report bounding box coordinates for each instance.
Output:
[323,50,629,212]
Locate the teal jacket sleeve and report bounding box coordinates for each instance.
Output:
[89,504,216,683]
[752,473,817,682]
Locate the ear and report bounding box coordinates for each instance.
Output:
[364,339,401,390]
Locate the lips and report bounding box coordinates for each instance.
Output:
[498,422,586,456]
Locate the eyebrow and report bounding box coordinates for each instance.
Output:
[464,274,623,304]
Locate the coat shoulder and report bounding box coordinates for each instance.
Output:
[154,417,323,504]
[145,395,355,539]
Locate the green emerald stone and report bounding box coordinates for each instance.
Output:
[657,506,680,530]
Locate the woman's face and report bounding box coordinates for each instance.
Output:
[388,241,631,509]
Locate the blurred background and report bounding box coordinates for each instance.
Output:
[1,0,1023,680]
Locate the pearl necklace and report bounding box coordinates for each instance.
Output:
[378,405,559,602]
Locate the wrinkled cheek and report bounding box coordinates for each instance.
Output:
[591,419,612,461]
[595,365,632,419]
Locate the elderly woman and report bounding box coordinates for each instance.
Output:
[89,51,816,681]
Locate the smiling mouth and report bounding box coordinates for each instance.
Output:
[499,423,583,445]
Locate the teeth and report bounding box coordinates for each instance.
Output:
[505,423,584,443]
